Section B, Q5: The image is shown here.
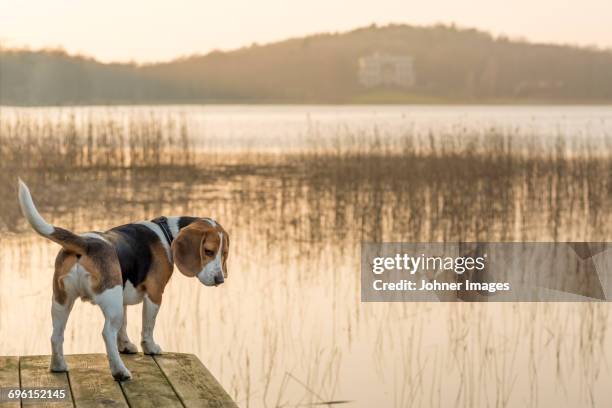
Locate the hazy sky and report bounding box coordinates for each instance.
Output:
[1,0,611,63]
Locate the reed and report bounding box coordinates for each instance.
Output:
[0,112,194,171]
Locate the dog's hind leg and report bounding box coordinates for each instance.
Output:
[96,286,132,381]
[50,296,75,372]
[117,305,138,354]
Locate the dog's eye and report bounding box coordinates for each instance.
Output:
[204,249,215,257]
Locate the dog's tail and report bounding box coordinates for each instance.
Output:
[18,179,88,255]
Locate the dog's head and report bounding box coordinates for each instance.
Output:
[171,219,229,286]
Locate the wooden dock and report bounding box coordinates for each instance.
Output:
[0,353,237,407]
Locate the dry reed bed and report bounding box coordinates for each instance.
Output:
[2,113,612,242]
[0,113,193,170]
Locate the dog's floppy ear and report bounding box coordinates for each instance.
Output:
[172,226,206,277]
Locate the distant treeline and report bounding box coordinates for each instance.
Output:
[2,24,612,105]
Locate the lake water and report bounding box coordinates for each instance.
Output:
[4,104,612,151]
[0,105,611,407]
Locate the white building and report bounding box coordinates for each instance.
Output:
[358,53,415,88]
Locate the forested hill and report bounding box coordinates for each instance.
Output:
[2,24,612,105]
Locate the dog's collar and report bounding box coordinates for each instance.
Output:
[151,216,174,245]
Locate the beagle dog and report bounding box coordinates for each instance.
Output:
[17,180,229,380]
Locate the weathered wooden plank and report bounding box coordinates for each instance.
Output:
[19,355,73,408]
[4,353,234,408]
[64,354,128,408]
[0,356,20,408]
[120,353,183,408]
[154,354,237,408]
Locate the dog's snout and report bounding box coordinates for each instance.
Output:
[214,275,224,285]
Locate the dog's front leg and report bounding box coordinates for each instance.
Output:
[141,295,162,355]
[96,286,132,381]
[50,297,75,372]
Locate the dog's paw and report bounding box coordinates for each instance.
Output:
[50,358,68,372]
[141,340,162,355]
[118,340,138,354]
[111,367,132,382]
